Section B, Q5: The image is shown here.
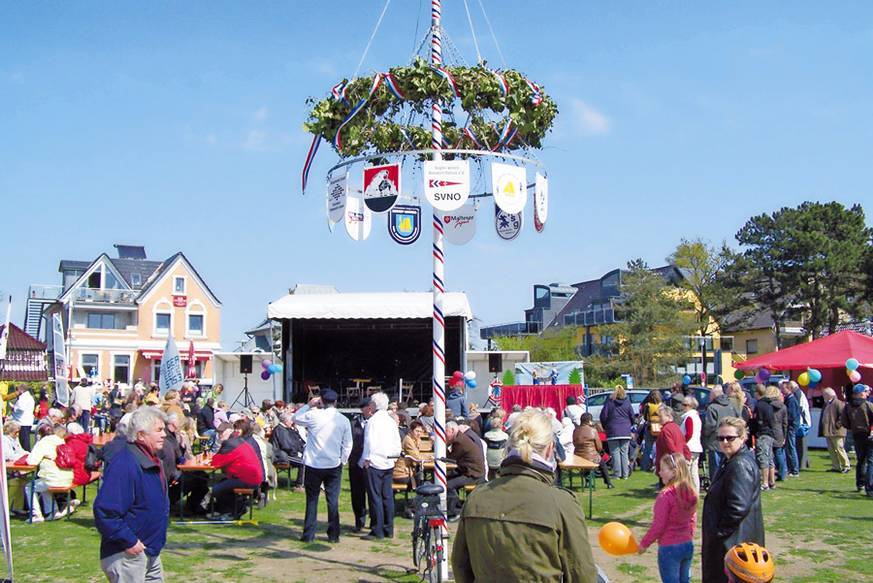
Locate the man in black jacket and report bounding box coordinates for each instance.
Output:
[349,397,375,532]
[197,399,216,440]
[271,412,306,490]
[158,413,207,514]
[840,384,873,495]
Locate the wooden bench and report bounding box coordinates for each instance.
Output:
[232,488,257,521]
[79,474,101,505]
[392,481,412,507]
[460,483,478,501]
[47,486,76,521]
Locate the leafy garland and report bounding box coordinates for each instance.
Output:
[304,58,558,158]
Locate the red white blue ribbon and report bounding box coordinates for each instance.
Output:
[330,80,350,106]
[430,65,460,97]
[333,73,384,152]
[490,69,509,98]
[383,73,406,100]
[492,119,517,151]
[525,77,543,107]
[462,126,487,150]
[301,133,321,194]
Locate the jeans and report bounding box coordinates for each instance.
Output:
[607,439,630,479]
[18,426,32,451]
[706,449,723,480]
[212,477,257,516]
[302,465,342,541]
[640,432,656,472]
[25,479,53,520]
[101,551,163,583]
[785,426,799,474]
[774,447,787,481]
[657,541,693,583]
[447,474,478,517]
[79,410,91,434]
[365,467,395,538]
[852,434,873,493]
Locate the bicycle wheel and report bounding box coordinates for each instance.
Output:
[413,519,429,571]
[426,525,443,583]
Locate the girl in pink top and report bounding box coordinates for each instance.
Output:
[638,453,698,583]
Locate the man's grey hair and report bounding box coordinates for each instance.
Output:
[48,408,62,419]
[117,412,133,438]
[710,386,724,399]
[127,406,167,440]
[658,404,675,422]
[789,381,800,391]
[445,421,459,432]
[280,412,295,425]
[822,387,836,399]
[371,392,389,411]
[166,413,180,426]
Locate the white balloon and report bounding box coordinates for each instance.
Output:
[464,370,476,380]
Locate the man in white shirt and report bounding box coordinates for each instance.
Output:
[361,392,401,539]
[563,396,585,427]
[293,389,352,543]
[70,378,96,434]
[11,385,35,451]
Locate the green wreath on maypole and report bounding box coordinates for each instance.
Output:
[301,57,557,189]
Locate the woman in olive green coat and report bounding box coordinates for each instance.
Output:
[451,409,598,582]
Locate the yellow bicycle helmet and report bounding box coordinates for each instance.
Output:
[724,543,775,583]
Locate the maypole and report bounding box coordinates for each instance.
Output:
[429,1,449,579]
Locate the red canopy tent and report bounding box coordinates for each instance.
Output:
[736,330,873,392]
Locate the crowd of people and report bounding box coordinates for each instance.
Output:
[3,373,870,582]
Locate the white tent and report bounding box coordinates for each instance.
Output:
[268,291,473,321]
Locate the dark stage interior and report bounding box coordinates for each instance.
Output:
[282,317,464,405]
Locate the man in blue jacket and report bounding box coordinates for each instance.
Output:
[94,406,170,582]
[780,383,801,477]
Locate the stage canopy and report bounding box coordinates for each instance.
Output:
[268,291,473,321]
[736,330,873,371]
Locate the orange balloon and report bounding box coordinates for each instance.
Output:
[598,522,639,556]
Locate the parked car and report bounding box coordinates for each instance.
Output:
[584,389,651,421]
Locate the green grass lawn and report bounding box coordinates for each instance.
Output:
[5,451,872,582]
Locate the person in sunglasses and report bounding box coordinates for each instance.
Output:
[701,417,764,583]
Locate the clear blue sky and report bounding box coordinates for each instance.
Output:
[2,2,871,347]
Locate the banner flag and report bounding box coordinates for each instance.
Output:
[363,163,400,212]
[424,160,470,211]
[534,172,549,233]
[51,313,69,407]
[344,195,373,241]
[327,172,348,224]
[159,335,184,396]
[439,203,477,245]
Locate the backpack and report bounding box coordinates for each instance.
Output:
[84,444,102,472]
[483,433,508,470]
[54,443,76,469]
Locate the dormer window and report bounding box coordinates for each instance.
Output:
[131,272,142,287]
[174,277,186,294]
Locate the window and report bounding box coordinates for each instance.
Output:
[88,271,101,288]
[113,355,130,384]
[721,337,734,352]
[104,271,122,289]
[155,313,171,333]
[87,313,116,329]
[131,272,142,287]
[188,314,204,335]
[153,359,161,384]
[746,339,758,355]
[184,360,203,378]
[82,353,99,377]
[174,277,186,294]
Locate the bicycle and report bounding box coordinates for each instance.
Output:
[410,481,447,583]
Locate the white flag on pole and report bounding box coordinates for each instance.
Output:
[0,296,11,361]
[159,335,184,396]
[51,313,70,407]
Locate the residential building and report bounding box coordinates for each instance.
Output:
[480,283,576,339]
[0,323,48,383]
[25,245,221,387]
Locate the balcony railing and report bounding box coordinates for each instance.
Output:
[480,321,542,339]
[73,288,138,304]
[564,307,618,327]
[28,284,63,301]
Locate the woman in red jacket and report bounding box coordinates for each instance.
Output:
[654,405,691,485]
[64,423,100,486]
[210,423,264,518]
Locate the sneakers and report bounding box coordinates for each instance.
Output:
[760,485,770,491]
[69,499,82,511]
[30,515,45,524]
[53,508,70,520]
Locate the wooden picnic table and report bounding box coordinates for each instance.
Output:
[176,455,221,523]
[5,462,38,523]
[559,454,599,519]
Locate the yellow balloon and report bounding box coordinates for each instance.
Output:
[798,372,810,387]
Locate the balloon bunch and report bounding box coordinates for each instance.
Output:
[260,359,283,381]
[797,367,822,388]
[846,358,862,383]
[450,370,477,390]
[682,374,692,386]
[734,369,746,380]
[755,368,771,384]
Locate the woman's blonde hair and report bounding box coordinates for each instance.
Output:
[614,385,626,400]
[718,416,748,439]
[163,389,179,402]
[660,453,697,499]
[509,409,554,464]
[765,385,780,400]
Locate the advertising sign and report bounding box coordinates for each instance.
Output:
[534,172,548,232]
[327,172,347,224]
[491,162,527,214]
[495,204,523,241]
[363,163,400,212]
[438,203,477,245]
[344,195,373,241]
[387,205,422,245]
[424,160,470,211]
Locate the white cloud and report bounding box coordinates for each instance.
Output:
[242,129,266,151]
[570,99,611,136]
[253,106,269,122]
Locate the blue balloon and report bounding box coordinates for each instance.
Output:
[808,368,822,383]
[465,378,477,389]
[846,358,860,371]
[682,375,692,386]
[268,364,280,374]
[808,380,818,389]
